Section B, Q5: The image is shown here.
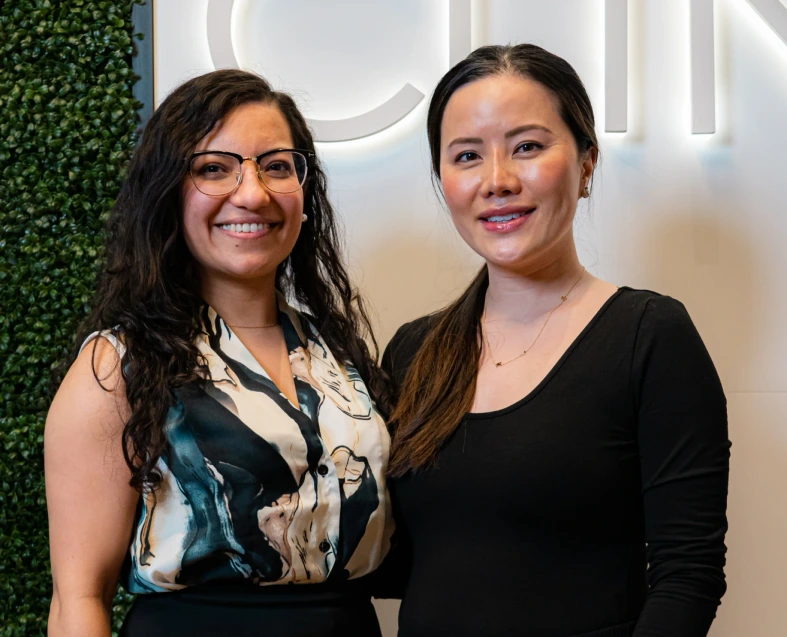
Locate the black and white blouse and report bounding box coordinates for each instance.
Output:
[83,296,393,593]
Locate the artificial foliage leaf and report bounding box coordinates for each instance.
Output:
[0,1,142,634]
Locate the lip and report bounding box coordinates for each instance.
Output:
[478,205,535,234]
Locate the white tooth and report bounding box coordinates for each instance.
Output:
[242,223,250,232]
[487,213,521,223]
[250,223,259,232]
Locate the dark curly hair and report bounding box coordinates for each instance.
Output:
[64,69,390,492]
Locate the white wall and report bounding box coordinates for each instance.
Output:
[155,1,787,635]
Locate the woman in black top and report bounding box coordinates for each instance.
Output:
[380,45,729,637]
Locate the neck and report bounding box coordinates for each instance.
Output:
[484,248,584,323]
[200,273,279,328]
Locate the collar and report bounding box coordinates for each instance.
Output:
[199,292,311,349]
[275,290,309,347]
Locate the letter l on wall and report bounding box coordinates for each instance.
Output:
[692,0,715,134]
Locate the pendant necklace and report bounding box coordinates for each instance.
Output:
[482,267,586,368]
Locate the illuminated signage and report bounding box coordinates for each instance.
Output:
[203,0,787,140]
[206,0,471,142]
[606,0,787,134]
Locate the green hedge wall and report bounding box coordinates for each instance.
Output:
[0,1,141,634]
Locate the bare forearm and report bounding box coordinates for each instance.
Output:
[48,595,112,637]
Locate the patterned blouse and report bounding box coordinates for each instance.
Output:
[83,296,393,593]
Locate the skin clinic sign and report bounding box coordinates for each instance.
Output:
[177,0,787,141]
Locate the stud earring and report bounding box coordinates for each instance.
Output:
[582,186,590,198]
[302,213,308,222]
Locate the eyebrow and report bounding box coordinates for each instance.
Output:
[446,124,553,148]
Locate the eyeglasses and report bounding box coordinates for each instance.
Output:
[188,148,314,196]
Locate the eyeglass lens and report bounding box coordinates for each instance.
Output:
[190,152,308,195]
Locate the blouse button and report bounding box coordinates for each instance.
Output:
[319,540,331,553]
[317,464,329,476]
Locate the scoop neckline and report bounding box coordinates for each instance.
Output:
[464,286,629,421]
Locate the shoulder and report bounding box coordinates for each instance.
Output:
[80,329,126,360]
[50,334,128,425]
[616,287,697,336]
[611,287,695,335]
[619,289,719,384]
[46,334,129,461]
[381,314,436,384]
[385,315,435,359]
[613,286,682,313]
[74,332,125,385]
[388,314,435,351]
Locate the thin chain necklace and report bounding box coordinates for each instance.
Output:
[481,267,586,368]
[226,321,279,329]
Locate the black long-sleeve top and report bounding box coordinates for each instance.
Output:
[379,288,730,637]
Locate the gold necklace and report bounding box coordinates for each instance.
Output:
[482,267,586,368]
[226,321,279,329]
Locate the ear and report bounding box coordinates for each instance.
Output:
[578,146,598,198]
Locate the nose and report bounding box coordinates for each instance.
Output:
[483,151,522,198]
[228,159,272,209]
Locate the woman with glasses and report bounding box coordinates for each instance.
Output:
[380,44,730,636]
[45,70,392,637]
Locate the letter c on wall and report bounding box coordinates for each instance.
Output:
[206,0,427,142]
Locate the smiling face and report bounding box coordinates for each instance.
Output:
[439,74,595,274]
[181,102,305,292]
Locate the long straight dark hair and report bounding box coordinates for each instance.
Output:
[388,44,600,478]
[60,69,390,491]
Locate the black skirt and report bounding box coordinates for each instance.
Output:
[119,581,383,637]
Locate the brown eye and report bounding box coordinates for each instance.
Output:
[263,160,294,177]
[515,142,542,153]
[455,151,480,163]
[200,164,228,176]
[191,154,237,181]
